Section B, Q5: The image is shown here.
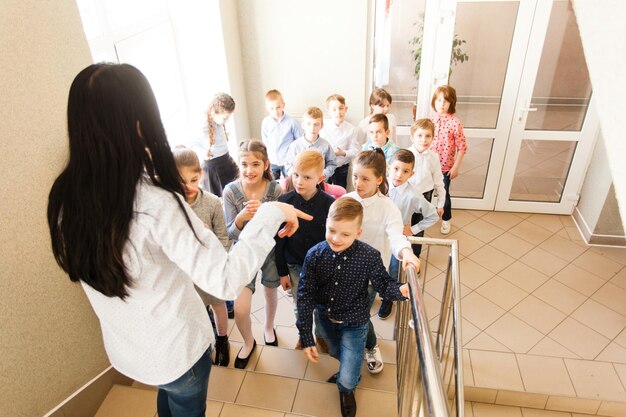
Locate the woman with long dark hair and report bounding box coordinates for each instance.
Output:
[47,63,309,417]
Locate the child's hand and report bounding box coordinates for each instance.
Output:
[272,202,314,237]
[403,224,413,236]
[335,146,346,157]
[280,276,291,291]
[399,283,410,298]
[449,165,460,180]
[437,207,444,217]
[400,248,421,272]
[303,346,319,363]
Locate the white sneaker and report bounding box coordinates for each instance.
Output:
[365,345,384,374]
[440,220,451,235]
[285,288,293,297]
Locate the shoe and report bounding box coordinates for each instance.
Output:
[326,372,339,384]
[440,220,451,234]
[377,300,393,320]
[317,336,329,354]
[339,391,357,417]
[214,335,230,367]
[234,340,256,369]
[285,288,293,297]
[365,345,384,374]
[264,328,278,346]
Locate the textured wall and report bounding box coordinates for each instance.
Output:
[0,1,110,416]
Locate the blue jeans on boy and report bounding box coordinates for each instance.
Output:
[316,309,368,393]
[271,164,287,180]
[157,346,212,417]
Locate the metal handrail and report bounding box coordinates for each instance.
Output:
[395,236,464,417]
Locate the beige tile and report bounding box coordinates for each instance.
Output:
[564,226,585,242]
[559,215,576,228]
[354,388,397,417]
[253,297,297,328]
[459,258,496,290]
[275,325,301,349]
[539,235,588,263]
[616,328,626,349]
[572,251,623,280]
[511,295,566,335]
[205,400,223,417]
[219,403,284,417]
[596,342,626,364]
[372,308,397,340]
[527,214,565,233]
[509,220,554,246]
[588,246,626,266]
[565,358,626,401]
[485,313,544,353]
[520,247,568,277]
[378,338,397,364]
[465,401,475,417]
[597,400,626,417]
[462,318,483,346]
[224,341,263,370]
[236,372,299,412]
[448,229,485,257]
[462,292,506,330]
[207,366,246,402]
[254,346,308,379]
[528,337,580,360]
[425,244,455,270]
[465,332,511,352]
[463,218,506,243]
[469,245,516,274]
[292,380,341,417]
[548,318,610,360]
[482,211,525,231]
[553,264,606,297]
[592,282,626,316]
[533,280,586,315]
[517,355,575,396]
[424,271,471,302]
[470,350,524,391]
[359,362,397,392]
[611,267,626,290]
[303,353,339,383]
[94,385,157,417]
[422,291,442,324]
[472,402,522,416]
[64,371,115,417]
[463,348,475,386]
[615,363,626,389]
[47,409,67,417]
[545,396,600,414]
[229,321,270,347]
[476,276,528,310]
[464,386,498,403]
[490,233,535,259]
[500,261,551,293]
[521,408,573,417]
[571,299,626,339]
[496,390,548,409]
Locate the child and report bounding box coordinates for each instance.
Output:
[260,89,304,180]
[344,149,420,374]
[275,150,335,314]
[408,118,446,254]
[297,197,409,417]
[356,88,400,147]
[173,148,232,366]
[222,140,283,368]
[188,93,240,197]
[320,94,359,189]
[382,150,439,319]
[362,113,400,165]
[286,106,337,180]
[430,85,468,234]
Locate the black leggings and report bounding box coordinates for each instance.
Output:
[410,190,434,257]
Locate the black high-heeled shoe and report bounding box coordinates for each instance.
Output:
[214,335,230,367]
[264,328,278,347]
[234,340,257,369]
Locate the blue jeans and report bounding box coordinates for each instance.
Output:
[157,347,212,417]
[316,310,368,393]
[271,164,286,180]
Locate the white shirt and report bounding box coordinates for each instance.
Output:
[188,122,229,161]
[355,113,398,148]
[320,119,359,167]
[388,181,439,234]
[343,191,410,269]
[81,179,284,385]
[408,147,446,209]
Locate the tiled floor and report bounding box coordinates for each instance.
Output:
[418,210,626,412]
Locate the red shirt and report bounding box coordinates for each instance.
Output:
[429,113,468,173]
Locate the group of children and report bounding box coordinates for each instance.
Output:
[178,85,466,417]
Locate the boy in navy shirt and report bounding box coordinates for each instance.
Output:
[297,197,409,417]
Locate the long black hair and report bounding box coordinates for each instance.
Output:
[48,63,192,299]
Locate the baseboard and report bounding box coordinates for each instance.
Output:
[43,367,133,417]
[572,207,626,247]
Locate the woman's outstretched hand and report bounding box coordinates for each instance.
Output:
[272,202,313,237]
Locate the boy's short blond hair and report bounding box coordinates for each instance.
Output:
[410,118,435,136]
[265,89,284,103]
[326,94,346,106]
[293,149,324,174]
[328,197,363,227]
[304,106,324,121]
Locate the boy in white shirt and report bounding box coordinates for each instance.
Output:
[320,94,359,189]
[261,89,304,180]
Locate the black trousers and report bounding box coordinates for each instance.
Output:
[201,153,239,197]
[410,189,434,257]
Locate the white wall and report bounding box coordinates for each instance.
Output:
[235,0,371,138]
[577,132,612,231]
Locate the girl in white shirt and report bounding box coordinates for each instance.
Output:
[47,63,308,417]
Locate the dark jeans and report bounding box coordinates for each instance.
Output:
[271,164,286,181]
[328,163,350,189]
[410,189,434,257]
[442,172,452,221]
[157,346,212,417]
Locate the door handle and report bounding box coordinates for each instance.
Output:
[518,105,538,122]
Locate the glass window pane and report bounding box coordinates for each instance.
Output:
[450,137,493,199]
[450,2,519,129]
[373,0,426,126]
[525,1,592,131]
[509,140,577,202]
